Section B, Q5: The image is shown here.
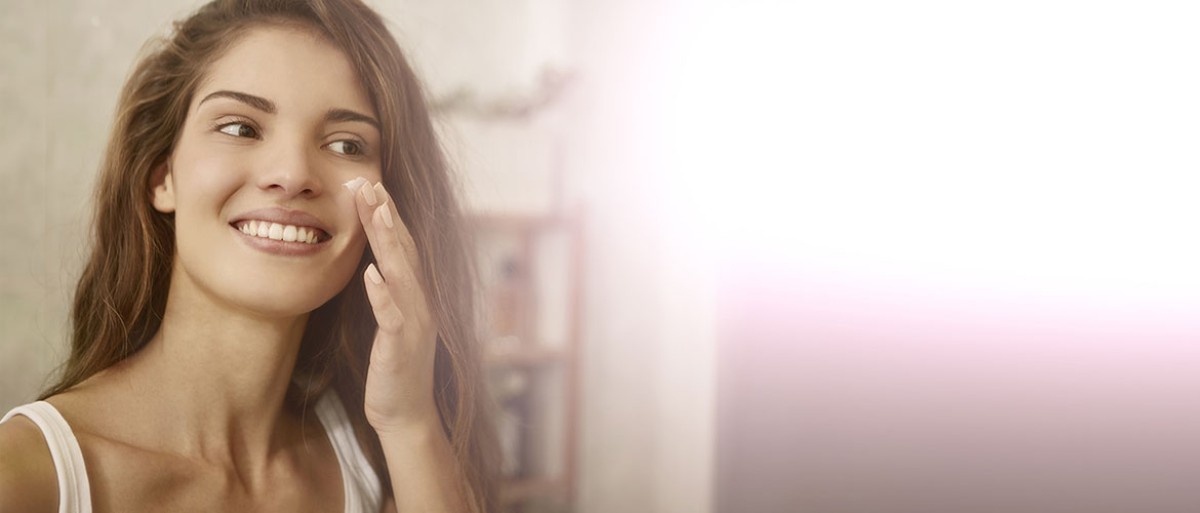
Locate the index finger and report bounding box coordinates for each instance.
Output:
[345,178,424,286]
[367,182,420,268]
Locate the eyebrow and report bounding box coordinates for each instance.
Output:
[199,90,275,114]
[198,89,380,131]
[325,108,380,131]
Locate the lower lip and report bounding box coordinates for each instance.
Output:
[231,225,330,256]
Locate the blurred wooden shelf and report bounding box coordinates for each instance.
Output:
[471,209,584,511]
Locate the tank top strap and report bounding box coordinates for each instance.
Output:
[1,401,93,513]
[313,391,384,513]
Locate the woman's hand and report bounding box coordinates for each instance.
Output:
[348,178,475,512]
[351,179,441,435]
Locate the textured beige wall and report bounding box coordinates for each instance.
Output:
[0,0,208,410]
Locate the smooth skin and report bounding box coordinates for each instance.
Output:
[0,26,468,513]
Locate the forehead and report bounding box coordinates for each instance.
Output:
[193,25,373,116]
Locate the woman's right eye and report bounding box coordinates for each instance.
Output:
[217,122,258,139]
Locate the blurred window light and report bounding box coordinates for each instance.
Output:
[658,1,1200,307]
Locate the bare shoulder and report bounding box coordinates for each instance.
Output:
[0,414,58,513]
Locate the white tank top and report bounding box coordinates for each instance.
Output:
[0,391,383,513]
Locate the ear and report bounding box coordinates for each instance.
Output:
[149,159,176,213]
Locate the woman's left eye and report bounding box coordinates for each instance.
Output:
[326,140,365,156]
[217,122,258,138]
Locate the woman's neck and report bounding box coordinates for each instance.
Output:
[121,279,312,470]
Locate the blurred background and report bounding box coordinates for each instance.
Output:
[4,1,1200,512]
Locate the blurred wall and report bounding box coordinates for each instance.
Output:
[0,0,207,410]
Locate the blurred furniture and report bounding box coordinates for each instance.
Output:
[468,209,584,513]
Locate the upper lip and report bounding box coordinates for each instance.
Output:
[229,207,333,237]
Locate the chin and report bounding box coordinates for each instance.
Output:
[215,269,356,319]
[172,243,363,319]
[237,286,341,318]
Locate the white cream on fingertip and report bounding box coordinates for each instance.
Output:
[342,177,369,192]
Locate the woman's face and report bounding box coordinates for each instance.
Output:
[152,25,383,318]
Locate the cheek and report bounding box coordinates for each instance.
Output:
[326,210,371,283]
[331,177,374,252]
[340,229,370,275]
[172,152,245,211]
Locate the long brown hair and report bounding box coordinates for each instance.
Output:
[40,0,499,509]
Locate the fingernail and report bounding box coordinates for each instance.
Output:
[378,203,394,229]
[342,177,368,192]
[373,182,387,204]
[361,182,378,206]
[366,263,383,284]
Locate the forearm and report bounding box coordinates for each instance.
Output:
[379,422,473,513]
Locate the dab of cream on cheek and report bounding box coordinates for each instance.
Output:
[343,177,370,231]
[343,177,369,192]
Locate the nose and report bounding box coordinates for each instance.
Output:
[256,142,323,198]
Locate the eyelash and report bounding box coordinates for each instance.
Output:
[326,140,366,157]
[211,118,370,158]
[213,118,260,139]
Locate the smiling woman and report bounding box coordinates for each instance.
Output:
[156,26,384,318]
[0,1,498,513]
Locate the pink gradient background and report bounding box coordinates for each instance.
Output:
[717,254,1200,512]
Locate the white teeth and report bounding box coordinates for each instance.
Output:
[235,220,323,244]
